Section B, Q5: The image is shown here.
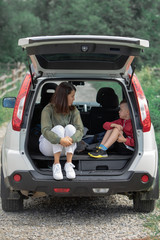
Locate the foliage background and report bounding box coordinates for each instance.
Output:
[0,0,160,143]
[1,0,160,145]
[0,0,160,67]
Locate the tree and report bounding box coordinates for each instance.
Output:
[0,0,160,67]
[129,0,160,66]
[0,0,41,63]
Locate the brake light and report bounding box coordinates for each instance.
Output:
[54,188,70,193]
[131,74,151,132]
[13,174,22,182]
[12,74,31,131]
[141,174,149,183]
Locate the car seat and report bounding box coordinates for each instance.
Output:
[28,82,58,153]
[40,82,58,108]
[33,82,58,124]
[89,87,119,134]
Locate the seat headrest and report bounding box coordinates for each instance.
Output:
[40,83,57,107]
[96,87,119,108]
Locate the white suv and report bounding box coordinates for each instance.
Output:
[1,36,159,212]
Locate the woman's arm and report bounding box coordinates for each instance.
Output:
[41,105,61,144]
[70,108,84,143]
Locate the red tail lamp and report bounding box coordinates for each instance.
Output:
[131,74,151,132]
[54,188,70,193]
[13,174,22,182]
[141,174,149,183]
[12,74,31,131]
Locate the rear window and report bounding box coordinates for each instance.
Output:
[37,53,121,62]
[36,54,128,70]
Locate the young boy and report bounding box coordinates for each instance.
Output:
[88,100,134,158]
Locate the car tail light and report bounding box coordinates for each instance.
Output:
[54,188,70,193]
[13,174,22,182]
[141,174,149,183]
[131,74,151,132]
[12,74,31,131]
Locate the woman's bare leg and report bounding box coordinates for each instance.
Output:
[66,152,73,163]
[54,152,61,164]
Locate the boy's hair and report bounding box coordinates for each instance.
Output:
[120,99,127,105]
[120,99,129,112]
[120,99,130,120]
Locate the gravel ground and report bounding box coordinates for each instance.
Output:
[0,122,154,240]
[0,195,153,240]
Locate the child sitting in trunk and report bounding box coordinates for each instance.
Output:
[88,100,134,158]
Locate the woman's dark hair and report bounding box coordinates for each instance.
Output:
[51,82,76,113]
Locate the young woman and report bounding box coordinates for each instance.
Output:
[39,82,84,180]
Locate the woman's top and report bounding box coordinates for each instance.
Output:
[41,103,84,144]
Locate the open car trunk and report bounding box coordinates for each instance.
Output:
[26,78,136,175]
[19,36,147,176]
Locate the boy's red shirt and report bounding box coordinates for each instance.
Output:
[103,118,134,147]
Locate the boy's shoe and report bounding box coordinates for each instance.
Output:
[52,163,63,180]
[88,147,108,158]
[64,162,76,179]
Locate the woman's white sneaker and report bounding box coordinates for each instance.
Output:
[52,163,63,180]
[64,162,76,179]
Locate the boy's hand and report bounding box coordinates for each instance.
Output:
[117,133,127,143]
[111,123,123,131]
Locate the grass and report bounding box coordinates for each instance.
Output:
[0,99,13,126]
[143,198,160,239]
[0,81,21,126]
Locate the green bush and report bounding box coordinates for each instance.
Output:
[0,82,21,126]
[0,98,13,125]
[137,67,160,150]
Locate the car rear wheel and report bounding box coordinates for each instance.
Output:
[133,196,155,213]
[1,168,24,212]
[2,198,24,212]
[133,168,159,213]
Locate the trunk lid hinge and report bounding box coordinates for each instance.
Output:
[124,66,136,90]
[28,57,43,89]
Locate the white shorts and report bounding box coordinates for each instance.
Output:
[39,124,77,157]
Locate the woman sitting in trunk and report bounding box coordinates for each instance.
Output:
[39,82,84,180]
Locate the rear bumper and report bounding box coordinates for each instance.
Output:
[7,170,154,197]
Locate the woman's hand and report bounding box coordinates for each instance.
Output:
[60,136,73,147]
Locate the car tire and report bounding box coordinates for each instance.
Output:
[133,196,155,213]
[133,168,159,213]
[1,167,24,212]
